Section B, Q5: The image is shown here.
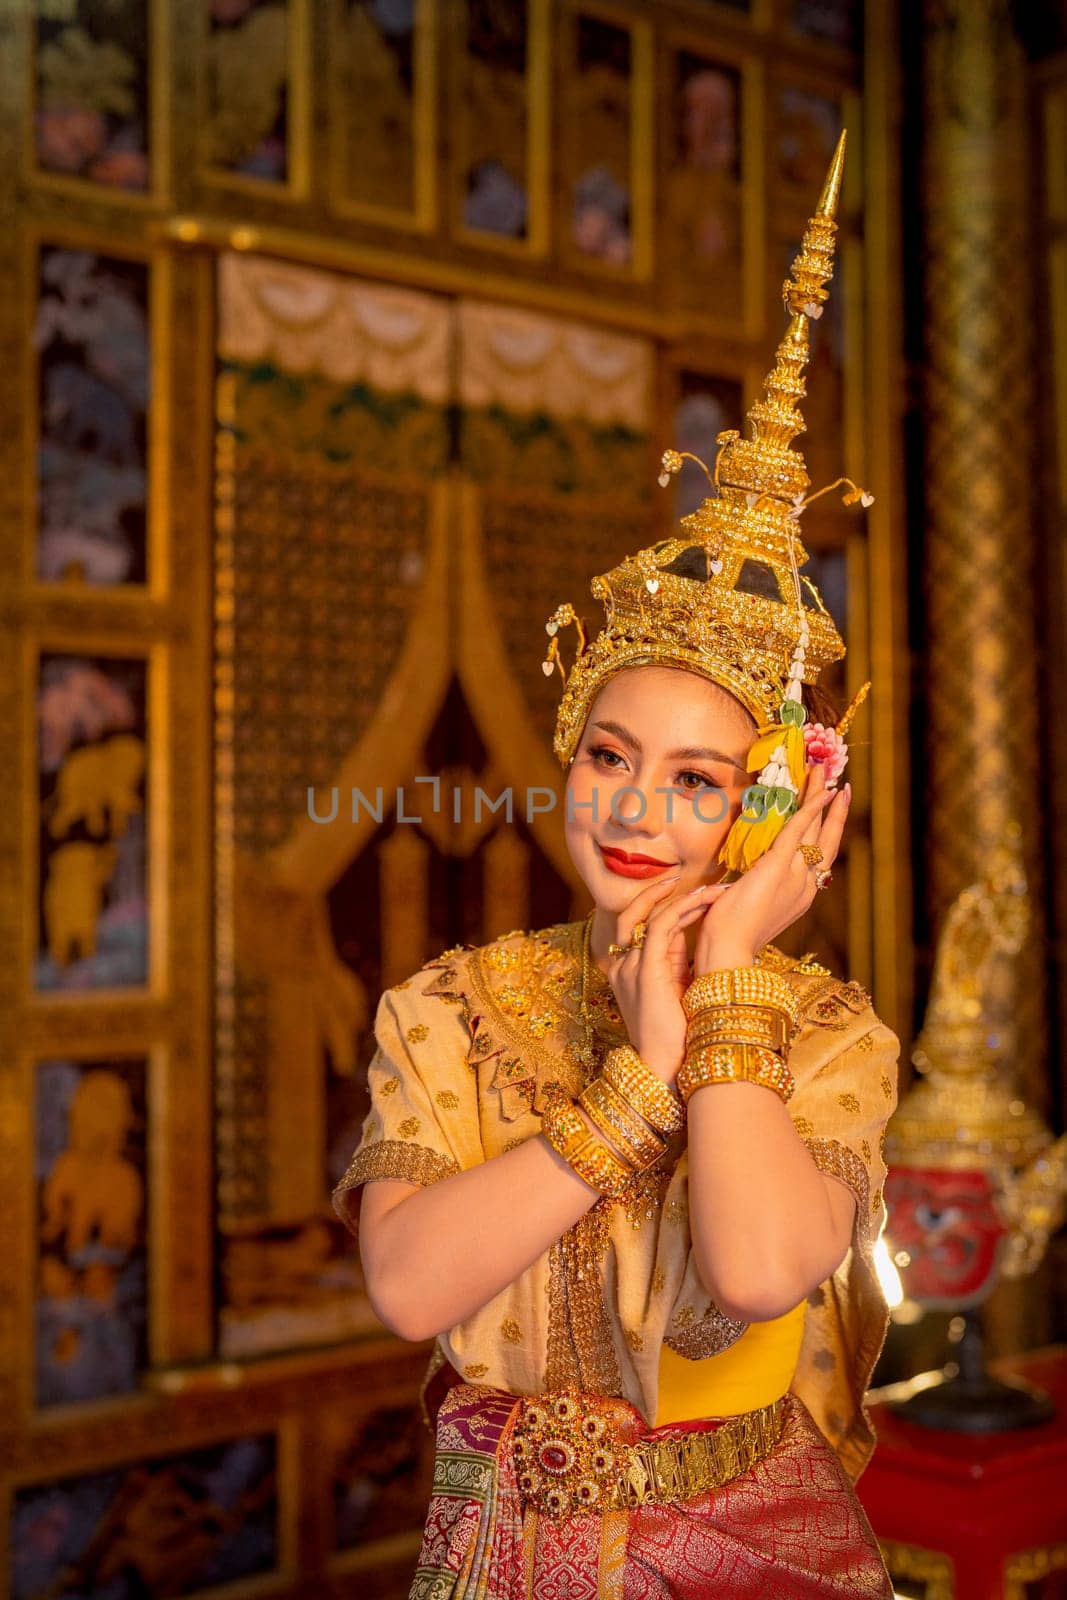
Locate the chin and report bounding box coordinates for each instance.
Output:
[577,844,690,910]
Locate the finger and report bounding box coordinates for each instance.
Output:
[618,870,723,937]
[799,783,839,844]
[640,882,725,936]
[813,782,851,860]
[774,778,835,853]
[642,879,721,918]
[671,901,721,928]
[612,871,682,941]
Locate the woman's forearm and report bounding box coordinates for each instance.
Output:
[361,1131,601,1341]
[685,1081,851,1321]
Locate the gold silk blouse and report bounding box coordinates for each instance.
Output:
[332,920,901,1483]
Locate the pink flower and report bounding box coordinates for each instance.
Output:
[803,721,848,784]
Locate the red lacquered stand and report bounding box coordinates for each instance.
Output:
[856,1346,1067,1599]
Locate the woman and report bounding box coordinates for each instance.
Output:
[333,133,899,1598]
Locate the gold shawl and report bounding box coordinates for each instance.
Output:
[332,921,900,1482]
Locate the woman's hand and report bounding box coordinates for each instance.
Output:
[604,875,730,1084]
[692,763,851,976]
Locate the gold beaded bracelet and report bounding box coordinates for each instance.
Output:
[685,1003,793,1057]
[602,1045,686,1135]
[677,1042,796,1106]
[540,1083,635,1197]
[577,1076,668,1172]
[682,968,802,1035]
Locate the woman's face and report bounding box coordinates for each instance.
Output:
[564,665,755,913]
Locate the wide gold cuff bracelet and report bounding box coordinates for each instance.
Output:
[540,1083,635,1197]
[578,1075,667,1172]
[677,1042,796,1105]
[682,968,802,1034]
[602,1044,686,1135]
[685,1002,793,1057]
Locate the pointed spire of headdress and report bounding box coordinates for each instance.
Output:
[714,129,847,508]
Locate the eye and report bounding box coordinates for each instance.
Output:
[676,769,715,792]
[588,743,626,769]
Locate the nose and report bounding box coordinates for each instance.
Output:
[606,782,671,835]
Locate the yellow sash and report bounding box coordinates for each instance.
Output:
[655,1300,807,1425]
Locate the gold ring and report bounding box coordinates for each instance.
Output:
[608,920,648,958]
[797,844,824,867]
[814,868,833,891]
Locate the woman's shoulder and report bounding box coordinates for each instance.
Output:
[389,920,582,990]
[757,942,896,1045]
[377,920,584,1049]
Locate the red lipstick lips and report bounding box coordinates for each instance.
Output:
[597,843,676,879]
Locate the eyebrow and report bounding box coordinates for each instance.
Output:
[590,719,749,773]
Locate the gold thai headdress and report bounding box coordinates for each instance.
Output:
[541,131,872,874]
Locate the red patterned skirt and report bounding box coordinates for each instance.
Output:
[409,1376,894,1599]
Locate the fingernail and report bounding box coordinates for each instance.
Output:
[844,782,852,804]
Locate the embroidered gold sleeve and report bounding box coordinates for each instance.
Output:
[788,1003,901,1248]
[331,980,484,1243]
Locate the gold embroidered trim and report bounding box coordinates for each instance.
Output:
[663,1300,748,1359]
[802,1136,870,1221]
[332,1139,459,1209]
[545,1199,623,1394]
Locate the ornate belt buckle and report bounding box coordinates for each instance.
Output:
[512,1388,621,1520]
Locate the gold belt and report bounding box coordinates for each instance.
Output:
[511,1386,786,1521]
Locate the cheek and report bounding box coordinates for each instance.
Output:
[676,784,745,855]
[564,769,597,835]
